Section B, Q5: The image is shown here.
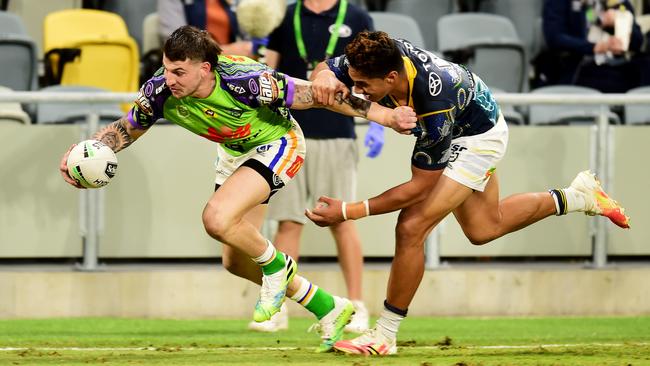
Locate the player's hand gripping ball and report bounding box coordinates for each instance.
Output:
[66,139,118,188]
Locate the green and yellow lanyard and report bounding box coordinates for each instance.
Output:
[294,0,348,77]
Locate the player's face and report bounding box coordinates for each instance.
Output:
[348,66,394,102]
[162,56,208,98]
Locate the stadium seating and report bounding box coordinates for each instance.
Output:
[528,85,620,125]
[0,11,38,92]
[478,0,544,59]
[100,0,157,51]
[35,85,124,124]
[369,12,425,48]
[624,86,650,125]
[385,0,455,51]
[0,86,31,124]
[437,13,527,93]
[43,9,139,95]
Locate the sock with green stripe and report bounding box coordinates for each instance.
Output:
[289,276,335,320]
[252,240,286,275]
[549,187,585,215]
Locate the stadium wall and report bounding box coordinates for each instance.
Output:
[1,266,649,318]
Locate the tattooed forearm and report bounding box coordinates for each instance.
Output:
[294,84,316,106]
[92,118,134,153]
[334,93,371,117]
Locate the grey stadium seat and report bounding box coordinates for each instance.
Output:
[101,0,157,50]
[528,85,620,125]
[386,0,455,51]
[625,86,650,125]
[0,11,38,92]
[478,0,544,59]
[437,13,527,92]
[369,12,425,48]
[36,85,124,124]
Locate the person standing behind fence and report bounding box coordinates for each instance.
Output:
[248,0,381,333]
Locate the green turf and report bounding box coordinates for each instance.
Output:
[1,317,649,365]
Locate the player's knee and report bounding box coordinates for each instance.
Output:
[202,205,233,242]
[395,217,428,248]
[465,230,495,246]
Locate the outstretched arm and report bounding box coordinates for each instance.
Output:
[289,78,417,134]
[59,115,149,188]
[306,166,442,226]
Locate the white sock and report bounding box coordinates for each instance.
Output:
[252,240,275,265]
[376,308,404,341]
[563,187,587,213]
[289,276,317,306]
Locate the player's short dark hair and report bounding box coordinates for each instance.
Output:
[344,31,404,79]
[163,25,221,69]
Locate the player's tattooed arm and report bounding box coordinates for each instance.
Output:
[290,78,417,133]
[334,92,371,118]
[92,117,148,153]
[291,80,370,117]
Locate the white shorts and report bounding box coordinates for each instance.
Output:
[442,113,509,191]
[214,120,306,194]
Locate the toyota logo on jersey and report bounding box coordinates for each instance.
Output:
[428,72,442,96]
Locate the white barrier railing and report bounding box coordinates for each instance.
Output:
[2,91,649,270]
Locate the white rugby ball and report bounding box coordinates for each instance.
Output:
[67,139,118,188]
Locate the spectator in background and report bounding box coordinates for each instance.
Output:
[249,0,381,333]
[158,0,254,56]
[540,0,650,93]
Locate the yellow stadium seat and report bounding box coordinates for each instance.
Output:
[43,9,139,98]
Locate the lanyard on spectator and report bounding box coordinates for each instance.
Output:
[294,0,348,69]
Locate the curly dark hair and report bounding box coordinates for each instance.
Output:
[344,31,404,79]
[163,25,221,69]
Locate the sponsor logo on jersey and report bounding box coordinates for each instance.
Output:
[258,72,279,104]
[329,24,352,38]
[428,72,442,96]
[135,91,153,116]
[155,83,166,95]
[201,124,252,143]
[248,79,259,94]
[227,82,246,94]
[177,105,190,117]
[226,108,244,118]
[144,82,154,97]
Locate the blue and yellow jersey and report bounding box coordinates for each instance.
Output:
[128,55,295,156]
[327,39,500,170]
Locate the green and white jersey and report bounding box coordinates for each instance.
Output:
[128,55,297,156]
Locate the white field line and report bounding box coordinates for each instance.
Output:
[0,342,648,352]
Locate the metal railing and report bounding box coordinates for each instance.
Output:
[2,91,650,270]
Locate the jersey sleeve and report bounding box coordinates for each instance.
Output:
[218,58,296,109]
[325,55,354,88]
[127,68,170,130]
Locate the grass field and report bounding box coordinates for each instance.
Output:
[1,316,649,365]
